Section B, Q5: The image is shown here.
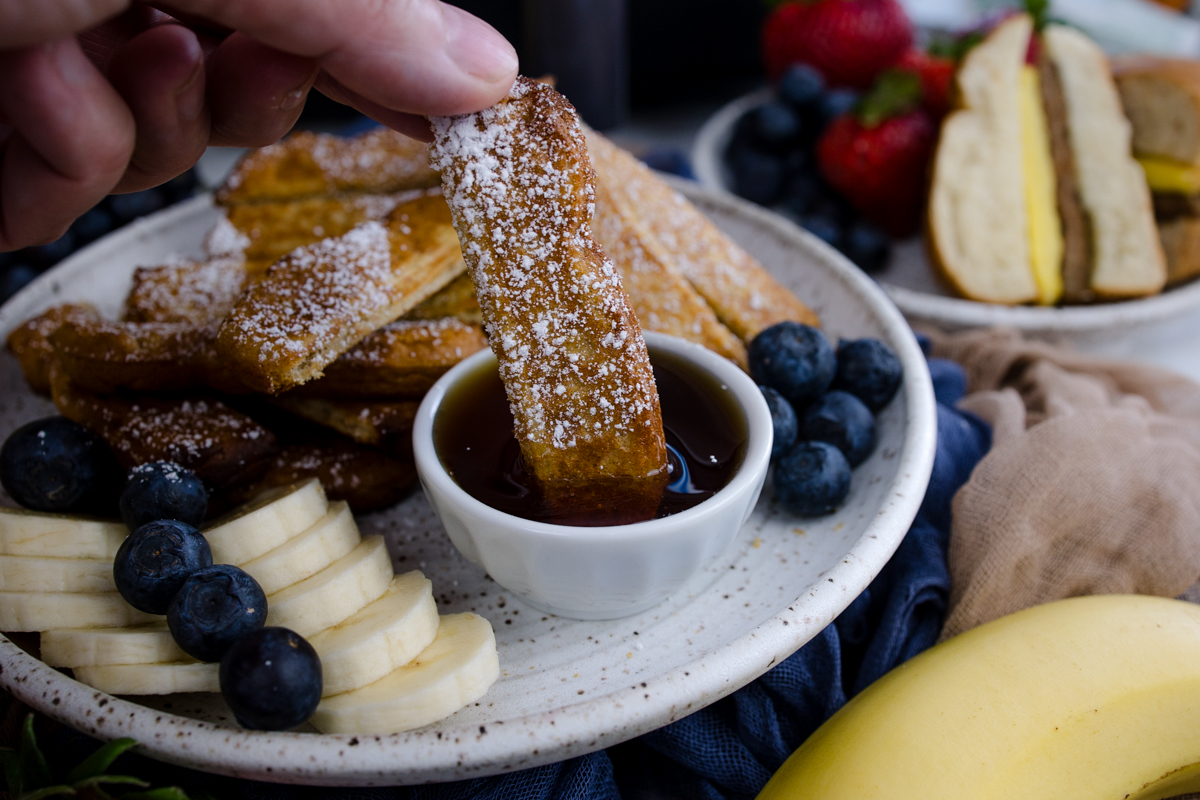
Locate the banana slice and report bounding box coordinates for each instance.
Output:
[309,571,439,696]
[239,501,360,595]
[310,612,499,734]
[0,592,157,631]
[0,554,115,593]
[203,479,327,565]
[74,661,219,695]
[266,536,392,637]
[0,508,126,559]
[41,623,186,668]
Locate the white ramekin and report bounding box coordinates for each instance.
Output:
[413,331,773,620]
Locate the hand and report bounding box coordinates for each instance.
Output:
[0,0,518,250]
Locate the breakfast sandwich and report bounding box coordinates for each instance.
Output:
[928,13,1165,305]
[1112,55,1200,286]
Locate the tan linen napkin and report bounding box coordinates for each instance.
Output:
[926,328,1200,640]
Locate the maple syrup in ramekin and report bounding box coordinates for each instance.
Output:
[434,350,748,526]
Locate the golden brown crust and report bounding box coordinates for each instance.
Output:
[431,77,668,521]
[49,368,276,495]
[297,318,487,399]
[215,129,440,206]
[240,440,416,514]
[123,257,250,326]
[6,304,101,395]
[403,272,483,325]
[584,129,819,340]
[268,396,418,455]
[215,195,467,394]
[586,132,748,368]
[221,190,434,266]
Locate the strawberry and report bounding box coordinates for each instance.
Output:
[893,49,955,120]
[816,71,936,237]
[762,0,913,90]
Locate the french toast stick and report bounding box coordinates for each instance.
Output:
[26,308,481,399]
[123,256,250,326]
[268,396,418,455]
[215,195,467,394]
[220,190,433,267]
[49,368,276,496]
[404,272,483,325]
[216,128,440,206]
[584,129,819,341]
[241,440,416,514]
[587,137,747,367]
[296,318,487,399]
[431,77,669,523]
[7,304,101,395]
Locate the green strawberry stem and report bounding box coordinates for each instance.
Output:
[856,69,922,128]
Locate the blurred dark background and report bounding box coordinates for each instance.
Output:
[300,0,769,130]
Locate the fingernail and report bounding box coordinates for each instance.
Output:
[443,5,518,83]
[273,65,318,112]
[50,38,95,87]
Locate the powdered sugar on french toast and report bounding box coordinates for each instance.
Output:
[430,78,664,475]
[221,221,393,363]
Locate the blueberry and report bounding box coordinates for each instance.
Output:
[168,564,267,662]
[106,189,165,223]
[843,222,892,273]
[748,322,837,409]
[22,230,76,268]
[0,417,119,513]
[113,520,213,615]
[775,441,851,517]
[778,64,826,110]
[751,101,802,149]
[800,213,844,250]
[1,264,38,303]
[800,390,877,466]
[760,387,798,461]
[70,208,116,245]
[914,332,933,357]
[817,89,860,129]
[833,338,903,412]
[220,627,322,730]
[728,145,783,206]
[779,172,823,216]
[927,357,968,406]
[120,461,208,531]
[641,149,695,179]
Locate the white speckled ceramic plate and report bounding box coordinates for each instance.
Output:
[0,181,936,786]
[692,89,1200,346]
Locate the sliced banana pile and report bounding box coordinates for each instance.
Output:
[0,479,499,734]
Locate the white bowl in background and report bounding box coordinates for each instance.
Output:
[691,88,1200,350]
[413,331,773,620]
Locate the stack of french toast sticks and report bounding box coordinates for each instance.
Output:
[7,126,818,515]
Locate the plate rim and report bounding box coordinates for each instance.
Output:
[690,87,1200,335]
[0,182,937,785]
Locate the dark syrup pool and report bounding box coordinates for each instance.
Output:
[434,350,748,526]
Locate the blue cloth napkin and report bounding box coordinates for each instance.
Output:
[46,356,990,800]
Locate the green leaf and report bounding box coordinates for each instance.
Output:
[1025,0,1051,30]
[1,747,23,795]
[65,739,139,784]
[856,70,923,128]
[19,785,76,800]
[18,714,51,791]
[928,30,984,62]
[72,774,149,790]
[118,788,191,800]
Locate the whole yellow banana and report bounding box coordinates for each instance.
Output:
[758,595,1200,800]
